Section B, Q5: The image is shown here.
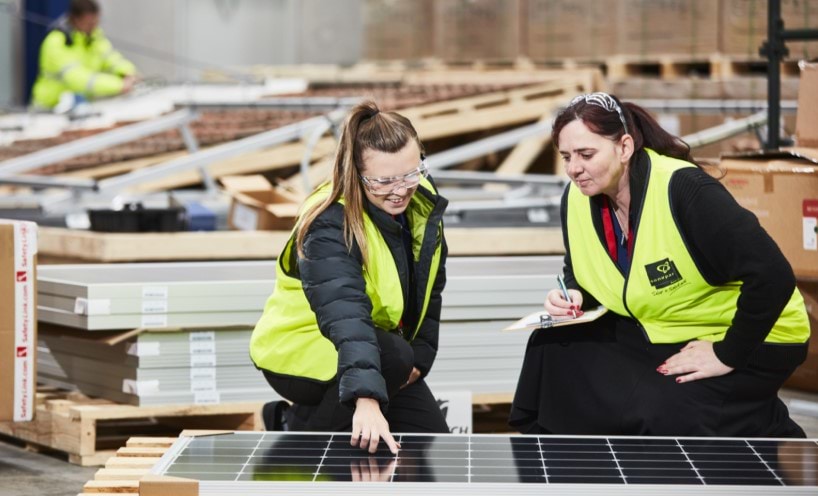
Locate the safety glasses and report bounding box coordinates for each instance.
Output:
[569,92,629,135]
[360,160,429,196]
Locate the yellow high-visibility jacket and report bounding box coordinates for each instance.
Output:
[31,17,135,109]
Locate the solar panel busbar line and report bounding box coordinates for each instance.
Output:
[148,431,818,495]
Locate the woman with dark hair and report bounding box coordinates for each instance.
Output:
[510,92,810,437]
[251,101,449,454]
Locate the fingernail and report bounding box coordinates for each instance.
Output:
[657,367,668,374]
[675,377,682,383]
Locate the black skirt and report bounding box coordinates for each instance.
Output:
[509,313,806,438]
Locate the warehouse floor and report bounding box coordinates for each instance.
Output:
[1,389,817,496]
[0,439,97,496]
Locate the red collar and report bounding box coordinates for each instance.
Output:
[600,196,634,262]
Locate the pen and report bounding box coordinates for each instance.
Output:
[557,274,578,319]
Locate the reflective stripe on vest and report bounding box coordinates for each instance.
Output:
[249,178,443,381]
[45,62,81,81]
[567,148,809,345]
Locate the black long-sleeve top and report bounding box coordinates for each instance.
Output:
[560,150,806,370]
[298,186,448,407]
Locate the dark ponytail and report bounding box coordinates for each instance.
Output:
[621,102,695,165]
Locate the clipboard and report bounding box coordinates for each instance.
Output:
[502,306,608,332]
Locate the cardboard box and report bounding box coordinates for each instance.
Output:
[0,220,37,422]
[718,149,818,279]
[362,0,434,61]
[616,0,719,57]
[221,175,301,231]
[523,0,617,60]
[434,0,520,62]
[783,280,818,392]
[721,0,818,58]
[796,62,818,148]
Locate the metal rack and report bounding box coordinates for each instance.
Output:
[762,0,818,149]
[0,105,351,216]
[0,109,198,180]
[0,90,787,225]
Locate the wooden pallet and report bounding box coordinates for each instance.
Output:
[710,55,802,80]
[434,57,534,71]
[0,388,262,466]
[606,54,802,81]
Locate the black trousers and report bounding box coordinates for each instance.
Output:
[263,328,449,434]
[510,314,806,438]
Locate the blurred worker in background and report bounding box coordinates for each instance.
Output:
[31,0,137,112]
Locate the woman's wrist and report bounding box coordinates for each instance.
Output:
[355,397,379,409]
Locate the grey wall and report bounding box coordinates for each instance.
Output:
[98,0,180,81]
[100,0,361,83]
[0,0,23,108]
[295,0,361,64]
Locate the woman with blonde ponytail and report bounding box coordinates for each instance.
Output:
[251,101,449,454]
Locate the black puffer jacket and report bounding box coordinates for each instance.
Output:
[297,186,448,408]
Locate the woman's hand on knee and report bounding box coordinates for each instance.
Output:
[351,397,400,455]
[658,340,734,383]
[544,289,583,317]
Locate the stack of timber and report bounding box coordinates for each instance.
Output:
[36,226,565,264]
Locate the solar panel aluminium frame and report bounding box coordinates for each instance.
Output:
[150,431,818,496]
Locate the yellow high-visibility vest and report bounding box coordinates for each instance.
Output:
[250,178,443,381]
[567,148,809,345]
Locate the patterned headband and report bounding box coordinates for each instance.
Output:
[569,92,629,135]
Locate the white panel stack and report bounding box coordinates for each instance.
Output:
[37,257,564,405]
[37,261,274,331]
[37,327,275,406]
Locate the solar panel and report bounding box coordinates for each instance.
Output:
[151,432,818,495]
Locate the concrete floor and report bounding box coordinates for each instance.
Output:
[1,389,818,496]
[0,439,96,496]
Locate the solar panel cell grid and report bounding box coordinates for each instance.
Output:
[154,431,818,491]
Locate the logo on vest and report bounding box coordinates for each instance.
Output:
[645,258,683,289]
